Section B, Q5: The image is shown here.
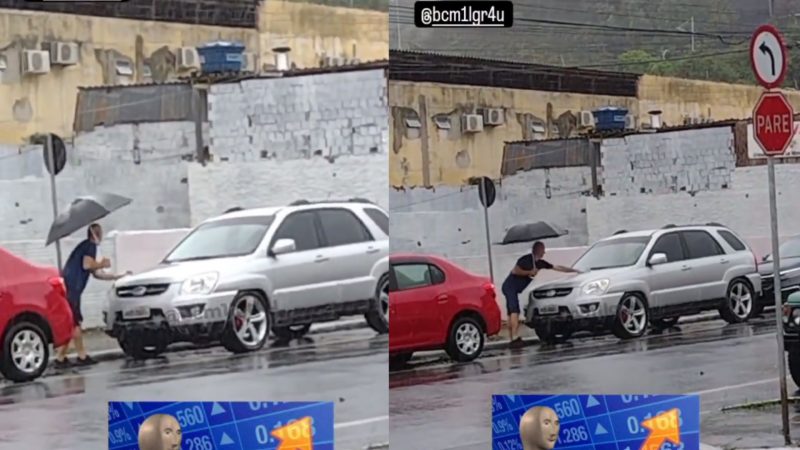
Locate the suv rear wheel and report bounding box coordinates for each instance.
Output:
[611,293,649,339]
[1,322,49,382]
[719,279,754,324]
[221,292,270,353]
[365,273,389,334]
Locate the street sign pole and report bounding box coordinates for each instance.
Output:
[751,24,792,443]
[768,155,791,444]
[46,134,63,270]
[479,179,495,283]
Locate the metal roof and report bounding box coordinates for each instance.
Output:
[78,60,388,91]
[389,50,640,97]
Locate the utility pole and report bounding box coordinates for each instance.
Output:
[690,17,695,52]
[769,0,774,18]
[393,0,402,49]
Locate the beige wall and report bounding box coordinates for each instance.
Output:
[389,80,638,187]
[258,0,388,68]
[391,76,800,187]
[639,74,800,125]
[0,10,258,144]
[0,2,390,145]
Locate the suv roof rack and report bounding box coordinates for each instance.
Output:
[662,224,677,229]
[613,229,628,235]
[705,222,726,227]
[224,207,246,213]
[289,198,374,206]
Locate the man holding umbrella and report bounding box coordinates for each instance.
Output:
[502,241,580,349]
[54,224,130,368]
[45,192,134,368]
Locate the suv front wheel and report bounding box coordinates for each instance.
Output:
[611,293,649,340]
[365,273,389,334]
[221,292,271,353]
[719,279,754,324]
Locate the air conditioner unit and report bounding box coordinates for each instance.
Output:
[48,42,79,65]
[483,108,505,126]
[242,52,257,72]
[462,114,484,133]
[22,50,50,75]
[177,47,200,70]
[578,110,595,128]
[624,115,637,130]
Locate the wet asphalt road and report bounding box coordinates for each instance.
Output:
[389,316,798,450]
[0,328,388,450]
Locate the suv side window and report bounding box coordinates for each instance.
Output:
[718,230,747,251]
[317,208,373,247]
[650,232,685,263]
[273,211,321,252]
[682,230,724,258]
[364,207,389,235]
[393,264,432,290]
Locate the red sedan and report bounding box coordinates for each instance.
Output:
[0,247,73,382]
[389,253,501,366]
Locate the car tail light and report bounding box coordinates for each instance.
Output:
[49,277,66,297]
[483,282,496,300]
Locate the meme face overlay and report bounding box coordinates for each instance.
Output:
[519,406,560,450]
[138,413,183,450]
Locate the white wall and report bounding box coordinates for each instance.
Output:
[208,68,387,161]
[188,154,388,225]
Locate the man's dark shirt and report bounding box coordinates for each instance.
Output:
[62,239,97,302]
[503,254,554,293]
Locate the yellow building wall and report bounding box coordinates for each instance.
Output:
[0,10,258,144]
[389,81,638,187]
[638,74,800,125]
[391,76,800,187]
[0,2,389,145]
[258,0,388,68]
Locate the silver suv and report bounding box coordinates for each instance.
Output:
[103,199,389,359]
[525,224,761,343]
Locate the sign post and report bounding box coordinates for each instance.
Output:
[473,176,497,282]
[45,133,63,271]
[751,24,792,445]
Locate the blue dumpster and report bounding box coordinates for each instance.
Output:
[593,107,629,131]
[198,41,245,73]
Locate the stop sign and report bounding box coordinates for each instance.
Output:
[753,91,795,156]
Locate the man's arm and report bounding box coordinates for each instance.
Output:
[552,265,581,273]
[511,263,538,277]
[82,255,109,271]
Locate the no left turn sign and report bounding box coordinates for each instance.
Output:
[751,24,788,89]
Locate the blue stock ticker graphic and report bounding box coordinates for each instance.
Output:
[492,395,700,450]
[108,401,333,450]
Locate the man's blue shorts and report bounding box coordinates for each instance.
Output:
[502,282,522,315]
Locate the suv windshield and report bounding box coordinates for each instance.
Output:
[164,216,275,262]
[573,236,651,272]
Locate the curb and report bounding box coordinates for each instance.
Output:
[51,320,369,364]
[484,311,724,351]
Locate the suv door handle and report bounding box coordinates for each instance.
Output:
[315,255,329,263]
[720,258,730,264]
[681,265,692,271]
[366,247,380,254]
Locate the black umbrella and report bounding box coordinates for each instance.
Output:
[499,221,568,245]
[46,193,132,246]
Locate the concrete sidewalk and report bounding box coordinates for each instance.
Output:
[54,319,369,363]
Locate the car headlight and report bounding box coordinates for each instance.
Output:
[582,279,610,296]
[181,272,219,295]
